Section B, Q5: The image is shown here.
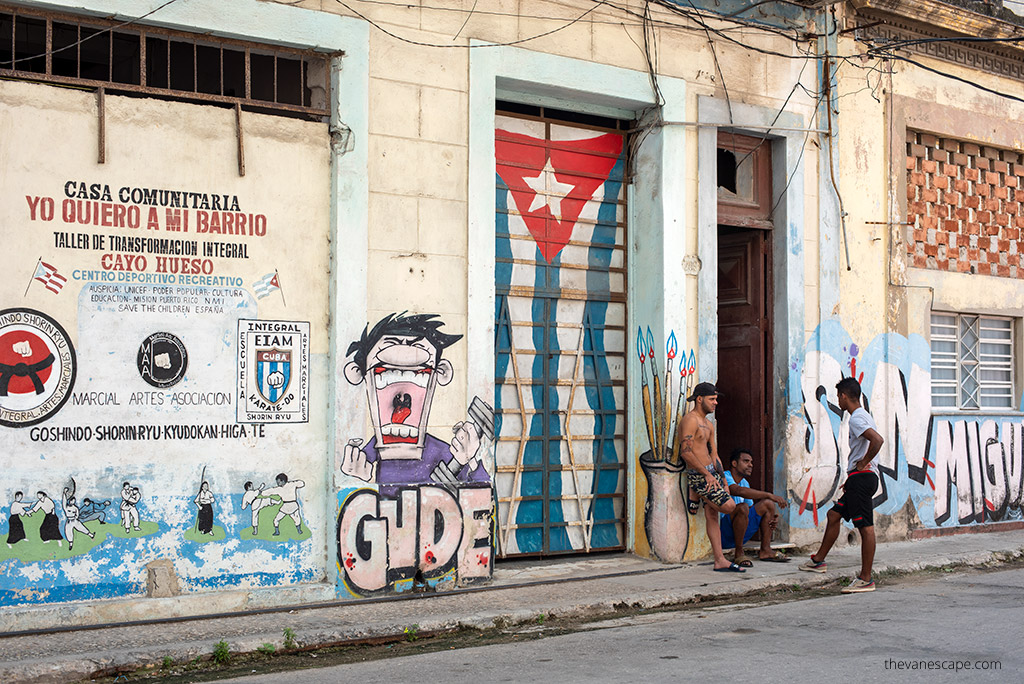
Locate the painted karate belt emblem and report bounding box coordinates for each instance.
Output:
[256,348,291,404]
[0,337,54,396]
[0,308,77,428]
[495,129,623,262]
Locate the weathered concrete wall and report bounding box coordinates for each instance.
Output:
[786,16,1024,545]
[13,0,1017,617]
[302,0,822,563]
[0,79,331,609]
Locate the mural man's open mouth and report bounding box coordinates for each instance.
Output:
[373,367,432,443]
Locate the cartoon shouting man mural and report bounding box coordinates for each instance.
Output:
[342,313,489,495]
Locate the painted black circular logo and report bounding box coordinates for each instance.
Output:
[0,308,77,428]
[137,332,188,388]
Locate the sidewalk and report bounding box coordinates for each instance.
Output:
[3,529,1024,684]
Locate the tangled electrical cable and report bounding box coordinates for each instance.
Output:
[332,0,611,49]
[849,8,1024,105]
[860,40,1024,105]
[0,0,182,69]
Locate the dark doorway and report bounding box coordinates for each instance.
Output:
[716,131,773,493]
[716,227,772,492]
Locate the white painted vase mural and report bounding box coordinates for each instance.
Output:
[640,451,688,563]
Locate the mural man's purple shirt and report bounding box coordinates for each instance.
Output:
[362,434,489,495]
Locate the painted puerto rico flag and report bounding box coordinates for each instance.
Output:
[32,260,67,294]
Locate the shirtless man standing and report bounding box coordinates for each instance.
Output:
[675,382,744,573]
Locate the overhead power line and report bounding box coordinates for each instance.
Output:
[0,0,182,69]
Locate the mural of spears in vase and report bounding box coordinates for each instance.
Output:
[637,327,697,563]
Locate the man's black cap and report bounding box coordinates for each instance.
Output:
[687,382,720,401]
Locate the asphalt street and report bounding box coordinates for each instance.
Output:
[221,567,1023,683]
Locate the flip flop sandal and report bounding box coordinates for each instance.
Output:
[734,558,754,568]
[759,552,792,563]
[713,562,747,573]
[687,499,700,515]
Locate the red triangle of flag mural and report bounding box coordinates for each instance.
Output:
[496,130,622,263]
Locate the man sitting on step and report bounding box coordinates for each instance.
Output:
[721,448,790,567]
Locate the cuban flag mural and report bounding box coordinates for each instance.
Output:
[494,113,627,556]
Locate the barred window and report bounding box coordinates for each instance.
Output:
[931,313,1014,409]
[0,5,330,118]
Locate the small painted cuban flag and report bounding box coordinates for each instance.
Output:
[253,271,281,299]
[33,260,67,294]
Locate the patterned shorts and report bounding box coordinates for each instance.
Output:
[687,465,731,508]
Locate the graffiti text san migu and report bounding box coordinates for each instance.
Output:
[791,321,1024,529]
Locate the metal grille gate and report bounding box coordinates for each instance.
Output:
[493,109,628,557]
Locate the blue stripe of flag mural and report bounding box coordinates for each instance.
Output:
[494,114,627,555]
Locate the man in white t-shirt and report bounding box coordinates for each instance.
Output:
[799,377,884,593]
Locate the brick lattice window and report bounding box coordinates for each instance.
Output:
[906,131,1024,279]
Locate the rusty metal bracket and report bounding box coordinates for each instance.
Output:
[97,87,105,164]
[235,103,245,177]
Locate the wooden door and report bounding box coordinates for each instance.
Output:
[716,227,772,492]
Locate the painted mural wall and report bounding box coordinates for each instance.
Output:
[335,313,494,597]
[634,328,699,563]
[0,80,331,606]
[493,114,628,557]
[787,319,1024,539]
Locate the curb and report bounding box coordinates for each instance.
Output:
[3,544,1023,684]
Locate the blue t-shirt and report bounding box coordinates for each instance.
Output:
[723,470,753,507]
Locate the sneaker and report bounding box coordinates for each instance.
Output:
[798,558,828,573]
[841,577,875,593]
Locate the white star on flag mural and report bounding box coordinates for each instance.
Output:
[495,127,622,263]
[523,158,575,220]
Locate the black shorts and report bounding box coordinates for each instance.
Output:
[831,471,878,529]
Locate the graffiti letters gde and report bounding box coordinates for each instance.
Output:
[337,485,492,595]
[337,313,494,596]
